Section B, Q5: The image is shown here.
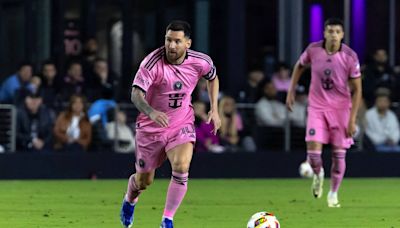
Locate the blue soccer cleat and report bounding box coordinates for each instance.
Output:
[160,218,174,228]
[120,199,135,228]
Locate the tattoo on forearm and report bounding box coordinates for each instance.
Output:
[132,91,154,116]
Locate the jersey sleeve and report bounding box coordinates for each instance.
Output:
[348,55,361,79]
[200,58,217,81]
[132,66,155,92]
[299,45,311,66]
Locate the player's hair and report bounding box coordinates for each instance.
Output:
[324,18,344,29]
[166,20,191,38]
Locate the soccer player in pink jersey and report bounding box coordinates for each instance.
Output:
[286,18,362,208]
[120,20,221,228]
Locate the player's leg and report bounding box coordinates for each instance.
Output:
[121,130,166,227]
[126,171,155,203]
[327,147,346,207]
[161,142,193,228]
[307,141,324,198]
[327,109,353,208]
[121,171,155,227]
[305,110,329,198]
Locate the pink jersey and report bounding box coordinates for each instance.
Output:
[299,40,361,110]
[132,47,216,133]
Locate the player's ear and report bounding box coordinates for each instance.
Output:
[186,38,192,49]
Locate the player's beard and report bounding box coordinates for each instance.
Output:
[167,50,184,63]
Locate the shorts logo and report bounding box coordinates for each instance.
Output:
[173,81,183,91]
[324,69,331,76]
[309,128,316,136]
[138,159,145,168]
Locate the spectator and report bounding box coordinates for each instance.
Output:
[81,38,99,77]
[86,58,116,102]
[237,69,265,103]
[288,85,307,128]
[194,78,210,104]
[193,101,224,153]
[87,98,117,151]
[364,89,400,152]
[14,75,42,105]
[106,110,135,153]
[60,61,86,101]
[255,80,286,127]
[271,62,291,102]
[272,62,291,92]
[39,60,61,110]
[219,95,256,152]
[363,49,396,107]
[16,90,53,152]
[53,94,92,152]
[0,62,33,104]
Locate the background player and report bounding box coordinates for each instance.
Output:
[286,18,362,208]
[120,20,221,227]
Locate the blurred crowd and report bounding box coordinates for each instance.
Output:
[1,42,400,154]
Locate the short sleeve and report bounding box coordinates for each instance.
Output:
[299,46,311,66]
[201,59,217,81]
[348,56,361,79]
[132,66,155,92]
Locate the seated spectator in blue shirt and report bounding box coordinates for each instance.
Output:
[0,61,33,104]
[16,90,53,152]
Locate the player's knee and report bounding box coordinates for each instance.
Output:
[136,177,153,190]
[172,164,190,173]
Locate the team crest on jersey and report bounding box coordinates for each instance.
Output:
[173,81,183,91]
[324,69,331,76]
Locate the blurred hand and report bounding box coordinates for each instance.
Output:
[32,138,44,150]
[286,91,295,112]
[149,110,169,127]
[207,109,221,135]
[346,121,356,138]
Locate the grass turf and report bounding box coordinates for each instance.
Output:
[0,178,399,227]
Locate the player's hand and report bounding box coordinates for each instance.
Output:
[207,109,221,135]
[286,91,295,112]
[346,121,357,138]
[149,110,169,127]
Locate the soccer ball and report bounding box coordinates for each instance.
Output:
[247,211,280,228]
[299,161,314,178]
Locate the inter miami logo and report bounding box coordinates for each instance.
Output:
[173,81,183,91]
[309,128,316,136]
[322,68,334,90]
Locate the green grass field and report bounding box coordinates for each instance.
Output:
[0,178,399,228]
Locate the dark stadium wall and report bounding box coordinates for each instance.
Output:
[0,152,399,179]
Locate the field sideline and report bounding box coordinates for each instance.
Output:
[0,178,399,227]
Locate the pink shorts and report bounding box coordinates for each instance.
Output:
[305,108,353,149]
[134,123,196,173]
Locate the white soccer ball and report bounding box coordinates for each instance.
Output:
[247,211,280,228]
[299,161,314,178]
